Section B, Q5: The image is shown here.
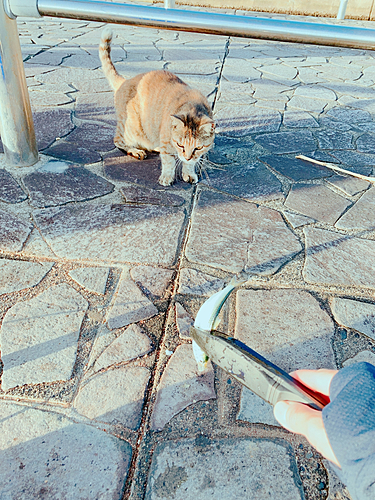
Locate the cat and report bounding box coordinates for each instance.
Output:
[99,27,215,186]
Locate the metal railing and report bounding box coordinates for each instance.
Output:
[1,0,375,167]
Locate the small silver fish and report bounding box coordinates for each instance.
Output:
[193,276,245,372]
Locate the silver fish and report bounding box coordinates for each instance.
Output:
[193,276,245,371]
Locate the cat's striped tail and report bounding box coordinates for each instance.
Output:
[99,27,125,91]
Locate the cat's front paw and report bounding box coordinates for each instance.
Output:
[158,174,174,186]
[182,172,198,184]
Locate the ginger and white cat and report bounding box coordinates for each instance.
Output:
[99,28,215,186]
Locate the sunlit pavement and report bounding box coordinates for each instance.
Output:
[1,12,375,499]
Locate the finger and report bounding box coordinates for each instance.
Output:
[274,401,340,467]
[290,369,338,396]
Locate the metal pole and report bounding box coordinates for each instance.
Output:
[337,0,349,20]
[13,0,375,50]
[164,0,176,9]
[0,0,38,166]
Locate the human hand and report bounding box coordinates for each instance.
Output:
[273,369,341,467]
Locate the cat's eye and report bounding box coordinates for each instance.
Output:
[193,146,203,153]
[177,143,184,150]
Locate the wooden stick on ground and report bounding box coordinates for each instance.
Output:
[295,154,375,185]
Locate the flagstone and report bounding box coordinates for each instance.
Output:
[293,85,336,101]
[327,106,371,123]
[150,344,215,431]
[0,283,88,390]
[0,210,33,253]
[0,402,132,499]
[24,163,114,207]
[285,183,351,224]
[335,187,375,231]
[303,227,375,289]
[94,324,152,372]
[0,170,27,204]
[185,190,301,274]
[130,265,174,299]
[283,111,319,128]
[255,130,316,154]
[259,155,330,181]
[178,268,225,296]
[343,351,375,367]
[74,365,150,429]
[326,174,370,197]
[33,108,74,150]
[287,96,327,113]
[107,274,158,330]
[0,259,53,295]
[69,267,110,295]
[33,201,186,265]
[175,303,194,339]
[314,130,354,150]
[146,438,304,500]
[330,298,375,341]
[215,106,281,137]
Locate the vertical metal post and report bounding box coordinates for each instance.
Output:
[0,0,38,166]
[337,0,349,19]
[164,0,176,10]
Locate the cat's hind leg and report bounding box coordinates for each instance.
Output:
[114,118,147,160]
[159,153,176,186]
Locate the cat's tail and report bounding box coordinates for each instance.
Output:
[99,27,125,91]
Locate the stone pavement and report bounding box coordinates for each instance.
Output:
[1,10,375,500]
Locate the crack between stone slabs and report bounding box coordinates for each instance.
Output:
[119,187,198,500]
[211,36,231,112]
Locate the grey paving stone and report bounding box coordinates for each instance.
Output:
[319,116,352,131]
[175,302,194,339]
[330,298,375,341]
[283,210,316,228]
[0,170,27,203]
[107,274,158,330]
[0,402,132,500]
[293,85,336,101]
[255,130,316,154]
[0,259,53,295]
[75,92,117,126]
[69,267,110,294]
[260,63,298,82]
[104,151,192,191]
[357,132,375,153]
[303,227,375,289]
[145,438,304,500]
[94,324,152,372]
[328,151,375,175]
[1,283,88,391]
[215,106,281,137]
[24,162,114,208]
[27,47,73,66]
[216,82,255,106]
[327,106,372,123]
[336,187,375,231]
[221,58,261,82]
[237,389,278,425]
[283,110,319,128]
[130,265,173,300]
[150,344,215,431]
[74,365,150,428]
[33,202,186,265]
[44,123,115,164]
[287,96,327,113]
[251,78,294,97]
[0,210,33,253]
[314,130,354,150]
[30,91,73,108]
[343,351,375,367]
[236,289,335,373]
[33,108,74,150]
[354,122,375,133]
[285,183,351,224]
[185,190,301,274]
[120,185,185,206]
[259,155,331,181]
[200,161,283,201]
[178,268,225,296]
[326,174,370,196]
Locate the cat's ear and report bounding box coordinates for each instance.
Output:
[171,115,185,128]
[199,117,215,135]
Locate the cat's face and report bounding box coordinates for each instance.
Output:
[170,115,215,165]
